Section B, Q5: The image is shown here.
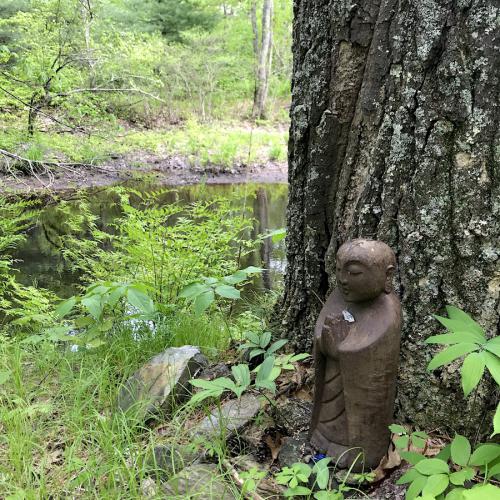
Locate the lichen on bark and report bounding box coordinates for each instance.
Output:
[282,0,499,434]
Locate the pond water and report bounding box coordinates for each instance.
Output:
[12,182,288,299]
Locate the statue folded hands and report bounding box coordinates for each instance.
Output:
[310,239,401,470]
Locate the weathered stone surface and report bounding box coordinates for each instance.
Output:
[271,398,313,435]
[162,464,236,499]
[118,346,207,415]
[147,444,200,479]
[191,394,261,437]
[278,431,312,467]
[281,0,499,434]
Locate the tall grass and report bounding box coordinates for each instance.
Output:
[0,311,238,498]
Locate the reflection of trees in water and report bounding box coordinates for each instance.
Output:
[253,188,273,290]
[13,183,288,296]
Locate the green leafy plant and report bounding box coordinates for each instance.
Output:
[275,458,357,499]
[238,330,288,360]
[389,424,429,449]
[179,266,263,315]
[393,306,500,500]
[25,281,156,348]
[239,467,267,496]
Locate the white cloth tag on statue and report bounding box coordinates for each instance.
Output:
[342,310,355,323]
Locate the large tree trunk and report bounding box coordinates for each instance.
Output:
[282,0,499,435]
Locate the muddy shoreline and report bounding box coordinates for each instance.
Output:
[0,153,288,193]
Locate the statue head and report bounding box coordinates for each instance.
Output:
[336,239,396,303]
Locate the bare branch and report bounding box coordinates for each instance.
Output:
[56,87,166,103]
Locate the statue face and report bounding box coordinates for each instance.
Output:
[336,242,394,303]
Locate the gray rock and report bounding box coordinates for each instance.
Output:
[162,463,236,499]
[191,394,261,438]
[148,444,200,479]
[271,398,313,435]
[118,346,207,416]
[278,431,312,467]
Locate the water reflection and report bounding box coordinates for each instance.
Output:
[13,182,288,298]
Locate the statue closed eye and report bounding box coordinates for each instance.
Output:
[310,239,401,471]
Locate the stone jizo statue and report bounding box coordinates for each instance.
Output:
[310,239,401,470]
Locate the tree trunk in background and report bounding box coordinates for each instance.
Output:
[282,0,499,435]
[254,0,274,119]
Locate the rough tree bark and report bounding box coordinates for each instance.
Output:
[253,0,274,119]
[282,0,499,434]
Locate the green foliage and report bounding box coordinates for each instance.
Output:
[275,458,357,499]
[394,305,500,499]
[389,425,429,449]
[0,196,55,327]
[238,329,288,359]
[179,266,262,315]
[23,281,156,349]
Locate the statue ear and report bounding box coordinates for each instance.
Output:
[384,265,395,293]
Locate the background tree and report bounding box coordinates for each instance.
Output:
[281,0,499,435]
[252,0,274,118]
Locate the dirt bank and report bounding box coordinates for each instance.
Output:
[0,153,287,193]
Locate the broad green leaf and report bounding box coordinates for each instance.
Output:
[231,364,251,388]
[405,473,427,500]
[426,332,484,345]
[240,266,263,275]
[107,286,127,308]
[190,379,220,390]
[463,484,500,499]
[411,433,427,449]
[389,424,407,434]
[245,331,261,345]
[214,285,240,300]
[435,310,485,340]
[204,278,218,285]
[194,290,214,315]
[127,288,155,315]
[487,462,500,479]
[55,297,77,318]
[249,348,266,359]
[436,444,451,462]
[256,355,275,383]
[469,444,500,466]
[445,488,465,500]
[0,370,11,384]
[255,379,276,393]
[266,339,288,355]
[485,352,500,385]
[259,331,272,348]
[427,343,479,371]
[397,468,422,484]
[415,458,449,475]
[265,228,287,243]
[401,451,426,465]
[492,403,500,438]
[461,352,486,396]
[81,295,103,320]
[485,342,500,358]
[223,271,247,285]
[289,353,311,362]
[395,435,410,449]
[74,316,93,328]
[179,282,207,299]
[86,338,106,349]
[284,486,312,497]
[449,468,474,485]
[422,474,449,497]
[312,458,331,490]
[451,434,471,467]
[445,306,485,338]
